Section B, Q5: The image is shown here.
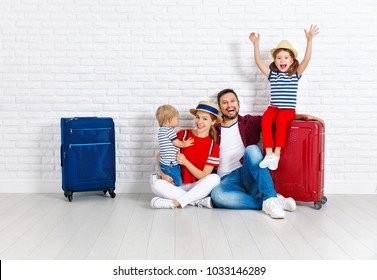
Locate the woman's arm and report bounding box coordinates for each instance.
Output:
[176,153,214,180]
[249,32,270,77]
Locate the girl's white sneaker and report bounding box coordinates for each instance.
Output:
[259,154,279,169]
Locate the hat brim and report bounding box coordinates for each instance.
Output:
[189,108,223,123]
[270,47,298,59]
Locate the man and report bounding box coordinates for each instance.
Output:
[211,89,323,218]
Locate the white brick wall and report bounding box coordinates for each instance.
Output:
[0,0,376,193]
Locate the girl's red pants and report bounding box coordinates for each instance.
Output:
[261,106,296,149]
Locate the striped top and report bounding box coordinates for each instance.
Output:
[268,70,301,109]
[158,126,180,166]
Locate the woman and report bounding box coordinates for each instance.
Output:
[150,101,222,209]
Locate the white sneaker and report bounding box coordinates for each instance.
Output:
[268,157,280,170]
[259,154,279,169]
[196,197,213,209]
[150,197,176,209]
[277,194,297,212]
[262,197,285,219]
[150,173,157,186]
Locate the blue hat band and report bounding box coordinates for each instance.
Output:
[196,104,219,116]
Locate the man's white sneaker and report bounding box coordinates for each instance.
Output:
[197,197,213,209]
[150,197,176,209]
[277,194,297,212]
[262,197,285,219]
[259,154,279,169]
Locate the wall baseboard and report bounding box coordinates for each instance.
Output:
[0,179,150,194]
[0,180,376,194]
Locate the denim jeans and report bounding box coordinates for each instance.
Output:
[211,145,277,209]
[159,162,182,186]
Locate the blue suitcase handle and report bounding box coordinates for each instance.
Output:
[73,116,97,119]
[60,145,64,167]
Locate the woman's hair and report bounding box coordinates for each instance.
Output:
[155,105,179,126]
[269,48,299,77]
[208,114,217,141]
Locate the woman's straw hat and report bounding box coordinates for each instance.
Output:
[189,101,223,123]
[270,40,298,59]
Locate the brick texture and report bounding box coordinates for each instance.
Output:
[0,0,376,193]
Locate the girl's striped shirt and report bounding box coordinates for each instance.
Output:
[268,70,301,109]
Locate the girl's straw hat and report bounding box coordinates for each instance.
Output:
[189,101,223,123]
[270,40,298,59]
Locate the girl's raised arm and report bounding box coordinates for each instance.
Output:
[249,32,270,77]
[297,25,319,76]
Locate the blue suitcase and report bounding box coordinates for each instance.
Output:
[60,117,116,202]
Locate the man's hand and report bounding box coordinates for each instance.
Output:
[303,114,325,126]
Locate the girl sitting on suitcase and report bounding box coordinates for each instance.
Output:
[150,101,222,209]
[249,25,319,170]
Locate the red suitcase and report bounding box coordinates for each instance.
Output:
[270,120,327,209]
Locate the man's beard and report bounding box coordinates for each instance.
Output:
[223,110,238,120]
[222,112,238,120]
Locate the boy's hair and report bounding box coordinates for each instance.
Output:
[269,48,299,77]
[155,105,179,126]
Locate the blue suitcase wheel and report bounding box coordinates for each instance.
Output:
[64,191,73,202]
[109,189,116,198]
[103,189,115,198]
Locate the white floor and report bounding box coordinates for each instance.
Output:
[0,192,376,260]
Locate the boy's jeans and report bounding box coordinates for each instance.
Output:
[159,162,182,187]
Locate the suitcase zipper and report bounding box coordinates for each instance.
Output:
[69,142,112,149]
[70,127,112,135]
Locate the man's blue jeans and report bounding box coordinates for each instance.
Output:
[211,145,277,209]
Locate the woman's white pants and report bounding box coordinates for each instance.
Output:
[150,174,220,208]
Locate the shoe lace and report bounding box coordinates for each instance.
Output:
[153,198,174,209]
[162,199,175,209]
[198,198,211,208]
[266,198,282,212]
